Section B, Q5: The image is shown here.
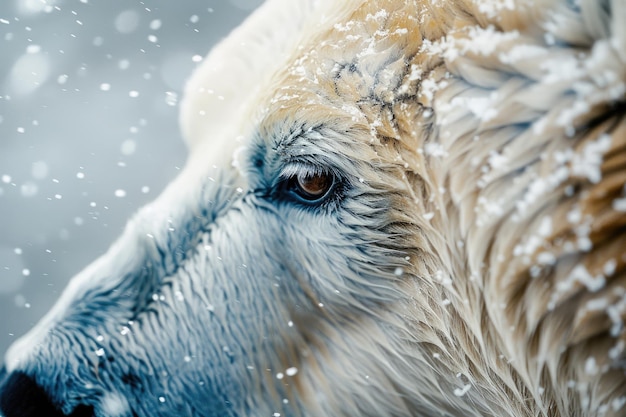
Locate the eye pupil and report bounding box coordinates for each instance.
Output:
[294,172,332,200]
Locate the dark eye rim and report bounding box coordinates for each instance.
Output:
[272,164,340,206]
[287,171,336,204]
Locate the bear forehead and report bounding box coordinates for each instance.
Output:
[255,1,438,161]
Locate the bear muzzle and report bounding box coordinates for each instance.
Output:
[0,367,94,417]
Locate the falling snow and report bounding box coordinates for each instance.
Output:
[0,2,623,416]
[453,384,471,397]
[120,139,137,155]
[150,19,162,30]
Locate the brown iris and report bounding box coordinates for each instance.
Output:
[292,171,333,201]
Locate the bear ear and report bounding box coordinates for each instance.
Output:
[179,0,343,151]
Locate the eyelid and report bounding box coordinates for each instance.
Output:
[278,163,330,183]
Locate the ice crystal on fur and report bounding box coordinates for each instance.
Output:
[1,0,624,416]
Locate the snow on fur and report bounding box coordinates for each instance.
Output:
[1,0,625,416]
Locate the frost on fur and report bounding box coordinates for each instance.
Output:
[1,0,625,416]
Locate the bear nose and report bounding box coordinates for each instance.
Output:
[0,368,93,417]
[0,369,65,417]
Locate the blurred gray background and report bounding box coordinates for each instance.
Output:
[0,0,260,357]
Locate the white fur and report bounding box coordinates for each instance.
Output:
[2,1,625,416]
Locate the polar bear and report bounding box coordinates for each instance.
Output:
[1,0,625,416]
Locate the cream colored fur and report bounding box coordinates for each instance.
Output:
[2,1,623,416]
[182,0,626,415]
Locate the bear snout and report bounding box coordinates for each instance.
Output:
[0,369,93,417]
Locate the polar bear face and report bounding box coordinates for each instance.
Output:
[1,0,625,416]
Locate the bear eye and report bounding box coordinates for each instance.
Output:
[288,171,334,202]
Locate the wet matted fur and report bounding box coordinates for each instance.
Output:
[1,0,625,416]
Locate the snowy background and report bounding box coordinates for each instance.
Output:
[0,0,260,357]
